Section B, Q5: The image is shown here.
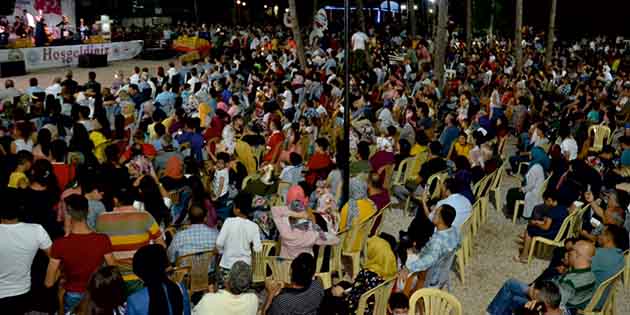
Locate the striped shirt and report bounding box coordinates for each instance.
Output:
[555,267,596,309]
[95,206,162,280]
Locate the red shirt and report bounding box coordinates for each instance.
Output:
[50,233,112,292]
[52,162,75,190]
[121,143,157,161]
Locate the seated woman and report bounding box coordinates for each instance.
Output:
[339,178,378,252]
[368,172,391,211]
[304,138,333,189]
[271,185,339,259]
[319,236,397,315]
[515,190,568,263]
[127,244,191,315]
[504,146,549,219]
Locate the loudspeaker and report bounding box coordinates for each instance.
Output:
[78,54,107,68]
[0,60,26,77]
[0,0,16,16]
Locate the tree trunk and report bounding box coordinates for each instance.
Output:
[409,0,417,37]
[545,0,557,66]
[489,0,495,48]
[193,0,200,24]
[357,0,367,33]
[289,0,307,69]
[465,0,472,50]
[434,0,448,89]
[514,0,523,74]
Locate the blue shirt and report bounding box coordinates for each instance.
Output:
[439,126,460,156]
[127,283,191,315]
[406,227,460,274]
[175,132,204,161]
[167,224,218,264]
[156,91,176,111]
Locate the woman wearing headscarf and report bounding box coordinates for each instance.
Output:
[504,146,550,219]
[126,244,191,315]
[271,185,339,259]
[339,178,378,252]
[319,236,398,315]
[369,136,396,176]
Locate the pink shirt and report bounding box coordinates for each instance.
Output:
[270,206,339,259]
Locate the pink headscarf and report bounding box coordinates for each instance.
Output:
[286,185,308,209]
[217,101,228,113]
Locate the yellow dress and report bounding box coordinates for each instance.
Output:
[453,142,472,158]
[339,199,377,252]
[8,171,28,189]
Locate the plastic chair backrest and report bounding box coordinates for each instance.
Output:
[472,174,492,199]
[491,161,508,191]
[581,269,623,313]
[341,213,378,254]
[269,256,292,284]
[569,205,590,238]
[355,277,396,315]
[546,210,577,243]
[588,125,611,152]
[175,250,215,294]
[252,241,278,283]
[427,171,448,200]
[408,288,463,315]
[371,203,391,236]
[169,266,191,284]
[538,174,553,197]
[393,158,414,186]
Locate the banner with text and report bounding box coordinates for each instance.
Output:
[0,40,144,71]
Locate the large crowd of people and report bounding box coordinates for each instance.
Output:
[0,12,629,315]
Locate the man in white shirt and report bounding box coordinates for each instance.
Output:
[0,80,22,102]
[351,30,368,51]
[0,201,52,313]
[558,128,578,161]
[425,178,472,231]
[45,77,63,96]
[216,193,262,273]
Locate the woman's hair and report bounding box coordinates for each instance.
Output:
[454,155,471,171]
[37,128,52,157]
[133,245,184,315]
[31,159,60,198]
[139,176,170,226]
[69,123,94,154]
[74,266,126,315]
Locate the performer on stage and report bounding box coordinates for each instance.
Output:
[56,15,72,42]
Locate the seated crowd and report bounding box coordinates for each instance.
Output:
[0,18,629,315]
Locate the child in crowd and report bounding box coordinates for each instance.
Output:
[8,150,33,189]
[279,152,305,185]
[212,152,231,220]
[388,292,410,315]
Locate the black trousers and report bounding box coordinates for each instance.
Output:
[0,292,30,315]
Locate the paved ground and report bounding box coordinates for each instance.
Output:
[6,57,180,91]
[380,175,630,315]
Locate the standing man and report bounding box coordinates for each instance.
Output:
[45,195,115,313]
[0,197,52,314]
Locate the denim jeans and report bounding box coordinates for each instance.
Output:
[64,291,84,313]
[487,278,529,315]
